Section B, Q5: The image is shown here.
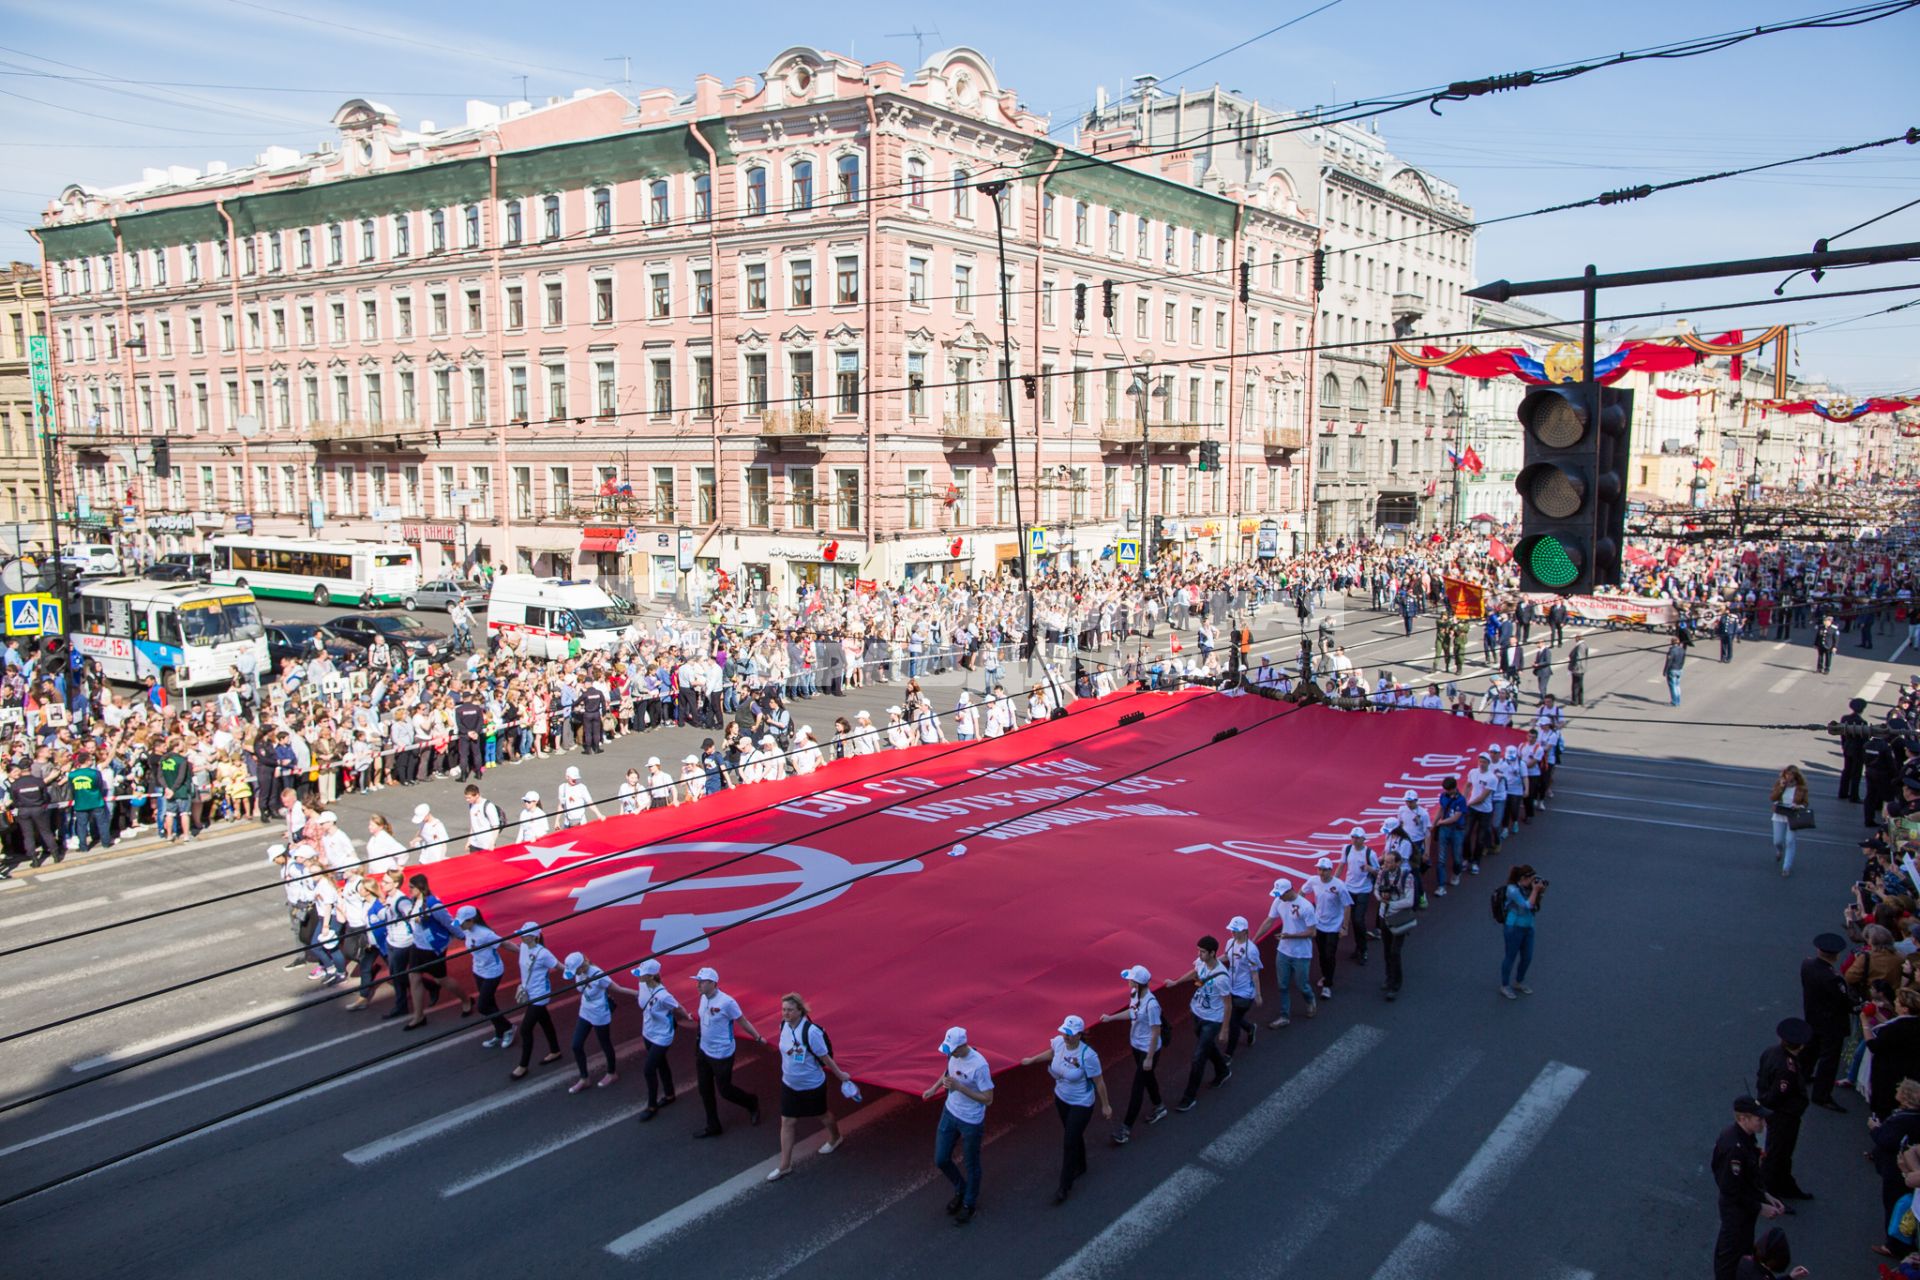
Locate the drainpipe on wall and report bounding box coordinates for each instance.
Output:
[108,218,143,557]
[860,88,879,560]
[214,201,253,525]
[1226,199,1244,545]
[687,120,727,571]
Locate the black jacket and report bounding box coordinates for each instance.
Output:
[1800,955,1852,1038]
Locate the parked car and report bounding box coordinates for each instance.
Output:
[324,612,456,661]
[58,544,123,577]
[142,562,200,583]
[412,577,487,612]
[265,622,360,672]
[156,552,213,580]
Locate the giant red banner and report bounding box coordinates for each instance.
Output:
[421,691,1523,1092]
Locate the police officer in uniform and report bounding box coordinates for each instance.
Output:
[8,761,58,870]
[1839,696,1869,801]
[453,689,486,781]
[1800,932,1853,1112]
[1712,1095,1782,1280]
[1756,1017,1814,1201]
[1863,730,1898,827]
[577,681,607,754]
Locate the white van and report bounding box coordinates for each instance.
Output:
[59,544,123,577]
[484,577,628,659]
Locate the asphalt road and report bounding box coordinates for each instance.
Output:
[0,594,1900,1279]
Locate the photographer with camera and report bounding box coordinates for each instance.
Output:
[1498,865,1546,1001]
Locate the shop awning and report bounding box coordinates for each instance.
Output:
[578,536,622,554]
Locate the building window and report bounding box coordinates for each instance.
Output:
[745,167,767,216]
[906,467,928,530]
[513,466,533,518]
[744,262,767,311]
[1042,192,1057,238]
[594,360,616,416]
[952,169,971,220]
[835,154,859,204]
[696,466,716,522]
[509,365,529,420]
[953,263,972,312]
[907,352,926,418]
[466,367,486,423]
[649,179,670,224]
[393,213,411,257]
[790,467,816,529]
[359,219,376,261]
[834,255,859,305]
[541,194,561,240]
[833,468,861,529]
[649,271,670,318]
[790,160,813,211]
[652,466,675,520]
[694,268,712,316]
[592,187,611,234]
[834,352,859,415]
[464,204,482,248]
[395,295,413,338]
[430,209,447,252]
[790,258,813,308]
[745,466,769,527]
[692,174,711,222]
[694,356,713,415]
[650,359,672,415]
[543,279,563,326]
[1074,201,1089,245]
[907,156,927,208]
[790,352,814,411]
[745,354,768,414]
[909,256,928,305]
[545,364,567,419]
[546,465,571,516]
[504,200,523,245]
[593,276,613,323]
[434,369,452,424]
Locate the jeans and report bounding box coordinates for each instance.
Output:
[1348,892,1373,959]
[1275,954,1316,1018]
[1181,1018,1228,1103]
[1435,826,1464,884]
[1123,1046,1162,1125]
[1225,994,1257,1054]
[1501,925,1536,986]
[1771,817,1797,874]
[934,1111,985,1208]
[1666,670,1683,706]
[1055,1098,1093,1194]
[1381,923,1405,992]
[643,1040,676,1106]
[74,806,112,851]
[1314,930,1340,988]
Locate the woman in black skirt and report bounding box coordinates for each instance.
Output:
[767,992,854,1182]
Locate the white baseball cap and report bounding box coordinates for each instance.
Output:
[1058,1015,1086,1036]
[565,766,580,780]
[647,756,661,767]
[694,966,720,983]
[1383,817,1402,833]
[1404,790,1419,802]
[318,811,338,824]
[411,804,431,823]
[562,950,586,975]
[682,754,699,764]
[1349,827,1367,840]
[521,790,540,803]
[1315,856,1335,869]
[1270,877,1294,897]
[1227,915,1250,933]
[1122,964,1151,985]
[940,1026,968,1054]
[454,904,479,924]
[632,959,662,978]
[518,921,541,937]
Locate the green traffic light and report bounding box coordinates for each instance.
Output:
[1526,535,1581,588]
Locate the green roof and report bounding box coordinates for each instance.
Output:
[1025,142,1239,239]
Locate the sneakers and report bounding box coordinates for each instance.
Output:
[1470,865,1483,876]
[1111,1126,1131,1146]
[1513,983,1533,995]
[954,1205,976,1226]
[500,1029,516,1049]
[1147,1105,1168,1125]
[323,972,347,987]
[1305,1000,1319,1019]
[1267,1016,1291,1029]
[1318,983,1333,999]
[598,1073,619,1088]
[1500,985,1519,1000]
[1174,1099,1198,1113]
[1212,1068,1234,1089]
[946,1193,964,1216]
[569,1078,591,1094]
[481,1035,501,1049]
[1435,885,1449,897]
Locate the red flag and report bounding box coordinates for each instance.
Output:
[1462,446,1485,475]
[1696,457,1716,471]
[1665,547,1684,567]
[1488,537,1512,565]
[1423,478,1438,498]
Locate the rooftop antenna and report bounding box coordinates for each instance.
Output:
[886,25,941,67]
[515,74,529,102]
[604,56,632,92]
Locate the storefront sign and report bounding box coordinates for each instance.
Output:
[402,523,458,543]
[1255,520,1281,560]
[148,514,194,533]
[234,514,254,533]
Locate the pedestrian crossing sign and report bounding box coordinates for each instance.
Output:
[1117,537,1140,566]
[38,600,62,637]
[5,594,54,637]
[1027,527,1048,556]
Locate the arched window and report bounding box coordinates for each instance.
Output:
[692,174,711,222]
[1321,373,1341,409]
[744,166,767,215]
[835,154,859,204]
[648,179,670,224]
[541,194,560,240]
[1351,377,1370,410]
[790,160,814,211]
[951,169,971,220]
[906,156,927,209]
[504,200,523,245]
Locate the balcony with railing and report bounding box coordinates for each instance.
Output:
[1263,426,1306,452]
[1099,419,1206,445]
[757,408,827,445]
[306,420,421,451]
[939,413,1007,446]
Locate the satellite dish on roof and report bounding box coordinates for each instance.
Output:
[235,414,261,439]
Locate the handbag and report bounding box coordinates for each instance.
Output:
[1381,909,1418,936]
[1788,804,1816,831]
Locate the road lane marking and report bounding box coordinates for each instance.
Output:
[1373,1222,1454,1279]
[68,996,323,1071]
[1430,1060,1588,1224]
[0,896,111,926]
[440,1100,652,1196]
[1249,1198,1341,1277]
[1555,789,1744,813]
[1767,671,1803,695]
[1200,1023,1386,1165]
[118,863,269,898]
[1047,1166,1222,1280]
[0,1018,398,1159]
[1324,1048,1480,1197]
[0,928,247,1001]
[1860,671,1892,703]
[604,1090,919,1260]
[343,1036,647,1164]
[1895,638,1913,664]
[731,1094,1052,1280]
[1546,808,1856,846]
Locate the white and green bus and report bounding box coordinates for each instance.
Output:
[71,579,268,692]
[209,537,421,608]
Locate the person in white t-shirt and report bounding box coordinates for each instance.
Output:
[616,768,646,816]
[516,791,550,842]
[410,802,450,864]
[767,992,854,1182]
[1173,935,1232,1110]
[463,784,503,853]
[561,949,629,1092]
[790,728,825,775]
[555,767,603,829]
[362,814,407,875]
[1339,827,1380,965]
[1253,879,1318,1028]
[681,966,765,1138]
[1305,856,1355,1000]
[1099,965,1165,1143]
[1020,1014,1110,1204]
[1222,915,1264,1055]
[923,1025,993,1224]
[631,959,682,1121]
[646,757,680,804]
[1465,751,1497,874]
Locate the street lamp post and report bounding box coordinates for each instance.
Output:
[1125,370,1168,581]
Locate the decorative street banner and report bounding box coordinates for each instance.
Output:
[1385,327,1791,401]
[1520,592,1678,627]
[1755,395,1917,423]
[422,691,1522,1092]
[1442,576,1486,619]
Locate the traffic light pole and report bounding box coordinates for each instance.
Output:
[978,180,1035,681]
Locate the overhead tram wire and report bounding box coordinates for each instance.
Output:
[0,683,1277,1114]
[0,681,1372,1209]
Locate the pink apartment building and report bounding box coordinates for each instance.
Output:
[35,46,1318,601]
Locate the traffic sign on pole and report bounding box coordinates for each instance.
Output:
[5,594,52,636]
[1116,536,1140,567]
[1027,526,1047,557]
[38,599,62,637]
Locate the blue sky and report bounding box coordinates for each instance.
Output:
[1,0,1914,392]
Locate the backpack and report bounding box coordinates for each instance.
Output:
[792,1016,832,1062]
[1491,886,1509,926]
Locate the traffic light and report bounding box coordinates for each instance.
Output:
[1196,441,1219,472]
[1311,249,1327,293]
[1074,282,1087,323]
[151,435,171,479]
[1238,262,1250,303]
[1513,384,1632,593]
[1101,279,1115,320]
